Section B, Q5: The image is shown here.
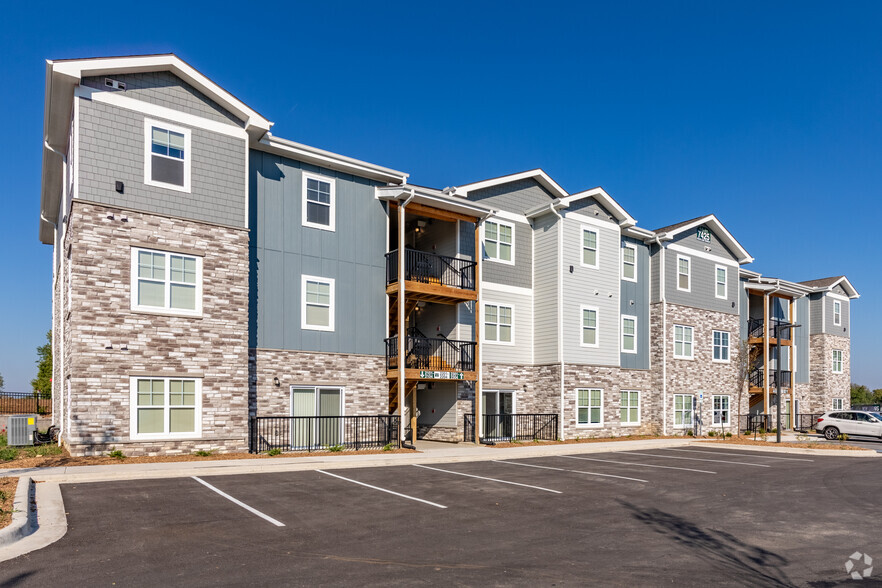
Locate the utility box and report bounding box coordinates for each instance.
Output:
[7,415,37,446]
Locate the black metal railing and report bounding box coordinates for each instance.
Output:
[385,335,475,372]
[747,318,794,340]
[248,415,400,453]
[464,413,558,443]
[740,413,773,433]
[385,248,476,291]
[749,368,792,389]
[794,413,824,432]
[0,392,52,415]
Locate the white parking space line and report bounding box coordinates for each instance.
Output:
[414,464,562,494]
[559,455,716,474]
[316,470,447,509]
[192,476,285,527]
[661,448,814,462]
[622,452,771,468]
[494,460,648,483]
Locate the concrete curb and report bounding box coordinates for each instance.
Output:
[0,481,67,563]
[689,440,879,457]
[0,477,34,548]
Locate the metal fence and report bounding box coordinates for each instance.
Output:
[464,413,559,443]
[385,248,476,290]
[249,415,400,453]
[385,335,476,372]
[0,392,52,415]
[794,413,824,432]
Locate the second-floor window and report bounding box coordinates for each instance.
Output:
[485,303,513,343]
[145,119,191,192]
[302,173,336,231]
[712,330,730,362]
[622,243,637,281]
[581,307,599,347]
[715,266,727,299]
[674,324,694,359]
[131,248,202,316]
[582,228,598,268]
[832,349,843,373]
[302,275,335,331]
[622,315,637,353]
[484,220,514,263]
[833,300,842,325]
[677,255,691,291]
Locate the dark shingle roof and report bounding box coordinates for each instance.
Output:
[798,276,844,288]
[653,215,712,234]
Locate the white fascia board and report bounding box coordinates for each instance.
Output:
[824,277,860,299]
[622,225,655,240]
[525,199,568,220]
[561,187,637,228]
[666,243,739,268]
[51,54,272,133]
[377,186,495,219]
[452,169,568,199]
[261,135,408,185]
[658,214,753,265]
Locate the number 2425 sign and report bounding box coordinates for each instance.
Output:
[696,227,711,243]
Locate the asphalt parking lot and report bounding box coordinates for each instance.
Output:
[1,446,880,587]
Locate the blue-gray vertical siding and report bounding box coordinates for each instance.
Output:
[738,276,749,341]
[620,237,649,369]
[249,149,386,354]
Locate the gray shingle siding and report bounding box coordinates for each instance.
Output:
[468,178,554,214]
[77,97,247,228]
[82,72,244,127]
[532,214,559,364]
[824,295,850,336]
[668,225,739,262]
[621,237,650,369]
[249,149,386,354]
[568,196,616,221]
[482,219,532,288]
[458,221,476,259]
[664,251,739,314]
[795,296,810,383]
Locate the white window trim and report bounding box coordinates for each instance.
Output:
[483,302,515,345]
[831,349,843,374]
[712,394,731,426]
[832,398,844,410]
[580,226,599,269]
[673,394,694,429]
[301,274,335,332]
[580,305,600,348]
[301,172,336,232]
[676,255,691,292]
[621,314,638,354]
[482,219,515,265]
[833,300,841,326]
[576,388,604,427]
[673,324,694,360]
[129,376,202,441]
[289,385,346,417]
[130,247,203,317]
[143,118,191,193]
[620,390,641,426]
[712,330,730,363]
[714,264,728,300]
[621,242,637,282]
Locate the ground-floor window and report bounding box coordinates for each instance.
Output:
[832,397,845,411]
[577,388,603,426]
[712,395,730,425]
[620,390,640,425]
[674,394,694,428]
[130,377,201,439]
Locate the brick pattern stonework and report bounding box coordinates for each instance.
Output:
[809,334,851,413]
[650,302,747,434]
[250,348,387,417]
[483,363,559,414]
[562,366,654,438]
[62,202,249,456]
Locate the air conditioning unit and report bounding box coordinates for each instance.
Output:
[7,415,37,446]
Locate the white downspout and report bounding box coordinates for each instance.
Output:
[550,206,565,440]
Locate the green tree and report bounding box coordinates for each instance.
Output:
[851,383,872,406]
[0,372,4,391]
[31,331,52,398]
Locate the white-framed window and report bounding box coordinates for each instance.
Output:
[715,265,727,299]
[130,377,201,440]
[581,306,599,347]
[581,227,599,268]
[144,118,191,192]
[484,303,513,344]
[677,255,691,292]
[621,315,637,354]
[832,397,845,411]
[301,275,335,331]
[301,173,336,231]
[832,349,843,374]
[622,242,637,281]
[130,248,203,316]
[483,220,514,264]
[291,385,344,448]
[833,300,842,326]
[674,394,694,428]
[577,388,603,426]
[620,390,640,425]
[712,330,730,362]
[673,324,694,359]
[713,395,730,425]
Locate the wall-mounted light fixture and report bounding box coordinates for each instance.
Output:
[273,377,280,387]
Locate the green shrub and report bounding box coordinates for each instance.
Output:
[328,444,344,452]
[686,430,694,437]
[107,448,126,459]
[708,430,717,437]
[0,433,7,447]
[725,432,733,438]
[0,447,18,461]
[267,448,282,456]
[838,433,849,441]
[382,443,394,452]
[193,450,213,457]
[22,445,62,458]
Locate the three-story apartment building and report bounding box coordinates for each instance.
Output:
[38,54,859,455]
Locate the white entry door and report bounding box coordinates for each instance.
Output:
[291,386,342,449]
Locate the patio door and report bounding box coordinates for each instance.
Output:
[291,386,342,449]
[482,390,514,439]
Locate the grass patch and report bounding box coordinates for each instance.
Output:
[0,431,63,461]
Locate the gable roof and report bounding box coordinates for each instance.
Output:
[653,214,753,264]
[561,187,636,228]
[799,276,860,298]
[449,169,568,200]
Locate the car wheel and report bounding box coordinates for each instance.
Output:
[823,427,840,440]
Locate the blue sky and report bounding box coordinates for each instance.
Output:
[1,1,880,390]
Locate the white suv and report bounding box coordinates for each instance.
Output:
[815,410,882,440]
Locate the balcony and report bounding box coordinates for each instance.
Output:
[385,334,476,378]
[747,318,794,341]
[385,249,477,303]
[749,368,792,390]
